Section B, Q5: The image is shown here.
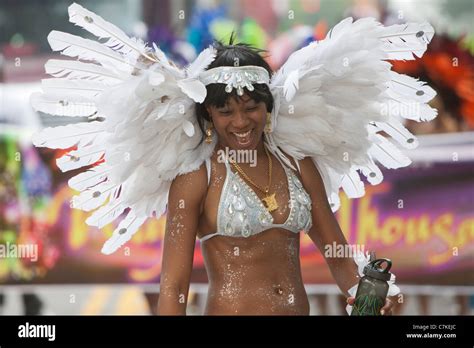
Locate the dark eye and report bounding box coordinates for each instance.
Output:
[246,106,258,111]
[219,110,232,115]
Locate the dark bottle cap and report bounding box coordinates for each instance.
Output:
[363,258,392,281]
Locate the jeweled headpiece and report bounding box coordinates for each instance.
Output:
[198,65,270,96]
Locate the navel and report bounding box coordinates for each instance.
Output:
[273,284,284,295]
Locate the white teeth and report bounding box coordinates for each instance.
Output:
[233,129,252,137]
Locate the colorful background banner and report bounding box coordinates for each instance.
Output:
[1,130,472,286]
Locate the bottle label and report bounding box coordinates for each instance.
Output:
[352,293,385,316]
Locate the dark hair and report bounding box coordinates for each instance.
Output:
[195,34,274,146]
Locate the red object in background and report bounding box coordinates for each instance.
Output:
[241,0,278,34]
[391,35,474,128]
[1,43,38,59]
[314,20,328,40]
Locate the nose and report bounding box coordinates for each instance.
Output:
[232,110,250,130]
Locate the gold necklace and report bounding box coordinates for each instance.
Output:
[229,144,279,212]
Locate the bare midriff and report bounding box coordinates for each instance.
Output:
[200,228,309,315]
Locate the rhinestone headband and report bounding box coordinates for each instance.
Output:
[198,66,270,96]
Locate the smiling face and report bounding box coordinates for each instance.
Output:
[195,40,274,149]
[206,93,267,150]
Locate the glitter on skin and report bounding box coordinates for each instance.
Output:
[196,138,310,314]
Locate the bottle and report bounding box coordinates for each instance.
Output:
[351,258,392,316]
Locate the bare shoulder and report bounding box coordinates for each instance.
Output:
[277,149,318,184]
[298,156,320,177]
[276,149,329,213]
[277,149,301,178]
[296,156,336,217]
[297,156,325,193]
[169,161,208,210]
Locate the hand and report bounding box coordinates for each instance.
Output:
[346,296,395,315]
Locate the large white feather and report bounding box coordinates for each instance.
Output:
[45,59,124,85]
[378,22,434,44]
[41,78,106,99]
[372,116,419,149]
[47,30,135,74]
[85,199,126,228]
[377,22,434,60]
[341,169,365,198]
[177,78,207,103]
[388,71,436,103]
[356,159,384,185]
[71,180,117,212]
[56,144,106,172]
[380,98,437,122]
[30,91,97,117]
[283,70,299,102]
[101,211,148,255]
[368,133,412,169]
[186,46,217,78]
[68,2,152,63]
[31,121,103,148]
[68,163,110,191]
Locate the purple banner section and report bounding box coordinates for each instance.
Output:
[301,160,474,286]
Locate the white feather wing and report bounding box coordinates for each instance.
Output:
[268,17,437,211]
[31,3,216,255]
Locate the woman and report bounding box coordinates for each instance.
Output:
[157,40,396,315]
[32,4,431,316]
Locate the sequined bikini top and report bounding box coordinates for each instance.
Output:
[199,147,313,243]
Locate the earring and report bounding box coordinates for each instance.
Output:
[264,112,272,134]
[205,122,214,144]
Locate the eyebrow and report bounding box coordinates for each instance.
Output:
[239,97,257,105]
[216,97,256,109]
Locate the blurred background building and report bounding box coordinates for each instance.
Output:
[0,0,473,315]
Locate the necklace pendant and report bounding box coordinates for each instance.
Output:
[262,193,278,212]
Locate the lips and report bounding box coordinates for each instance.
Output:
[233,129,252,137]
[231,128,254,146]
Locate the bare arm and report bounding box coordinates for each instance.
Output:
[157,163,207,315]
[297,157,360,296]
